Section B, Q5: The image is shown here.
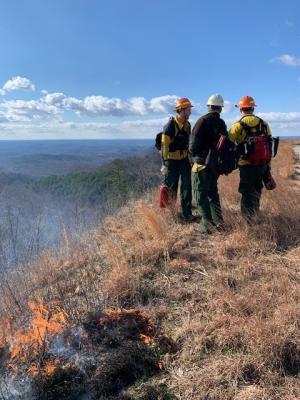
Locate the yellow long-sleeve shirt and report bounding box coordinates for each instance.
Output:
[161,115,191,161]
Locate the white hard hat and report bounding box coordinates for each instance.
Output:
[207,93,224,107]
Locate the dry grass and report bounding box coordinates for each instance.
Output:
[166,142,300,399]
[0,141,300,399]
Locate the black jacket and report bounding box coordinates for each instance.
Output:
[189,112,227,165]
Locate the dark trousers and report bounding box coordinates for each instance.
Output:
[192,167,222,225]
[239,164,269,219]
[164,158,192,217]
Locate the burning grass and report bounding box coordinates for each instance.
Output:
[0,141,300,399]
[1,304,175,399]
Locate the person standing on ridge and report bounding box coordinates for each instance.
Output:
[229,96,272,221]
[161,97,194,222]
[189,94,227,233]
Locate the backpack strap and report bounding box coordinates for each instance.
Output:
[239,116,268,137]
[163,117,177,140]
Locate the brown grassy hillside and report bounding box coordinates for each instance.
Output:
[0,141,299,399]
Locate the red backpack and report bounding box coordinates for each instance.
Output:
[239,117,272,165]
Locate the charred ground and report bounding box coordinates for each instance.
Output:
[0,141,300,399]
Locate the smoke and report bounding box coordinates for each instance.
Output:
[0,375,32,400]
[0,185,100,276]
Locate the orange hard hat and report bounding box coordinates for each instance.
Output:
[235,96,257,109]
[175,97,193,110]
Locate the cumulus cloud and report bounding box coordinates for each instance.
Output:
[0,89,5,96]
[0,99,61,122]
[149,95,177,113]
[48,93,178,117]
[257,111,300,122]
[0,92,181,123]
[272,54,300,66]
[0,111,299,139]
[128,97,148,115]
[43,92,66,106]
[2,76,35,92]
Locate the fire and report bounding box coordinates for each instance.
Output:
[44,362,56,375]
[139,334,154,345]
[7,302,67,374]
[26,361,58,377]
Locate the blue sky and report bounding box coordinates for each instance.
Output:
[0,0,299,139]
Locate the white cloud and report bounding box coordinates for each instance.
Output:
[272,54,300,66]
[223,100,233,114]
[43,92,66,106]
[0,90,183,119]
[0,112,7,122]
[276,122,300,129]
[0,99,61,122]
[120,117,168,128]
[0,112,299,139]
[128,97,148,115]
[0,94,171,122]
[257,112,300,122]
[149,95,177,113]
[2,86,298,138]
[2,76,35,92]
[53,93,178,117]
[0,118,169,139]
[0,89,5,96]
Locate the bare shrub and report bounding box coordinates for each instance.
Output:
[1,141,300,398]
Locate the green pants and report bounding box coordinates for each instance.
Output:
[164,158,192,218]
[192,167,222,225]
[239,164,269,219]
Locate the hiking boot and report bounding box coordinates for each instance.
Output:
[197,220,213,234]
[213,222,226,232]
[182,214,198,223]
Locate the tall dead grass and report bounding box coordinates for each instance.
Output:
[97,201,182,307]
[0,141,299,399]
[168,142,300,399]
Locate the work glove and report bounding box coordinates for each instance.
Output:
[160,165,168,175]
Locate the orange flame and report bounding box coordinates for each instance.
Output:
[44,362,56,375]
[8,302,67,372]
[139,334,154,345]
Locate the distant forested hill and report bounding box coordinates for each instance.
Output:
[33,153,161,207]
[0,150,161,272]
[0,139,154,177]
[0,172,33,185]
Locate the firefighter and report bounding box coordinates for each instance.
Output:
[161,97,194,221]
[189,94,227,233]
[229,96,272,220]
